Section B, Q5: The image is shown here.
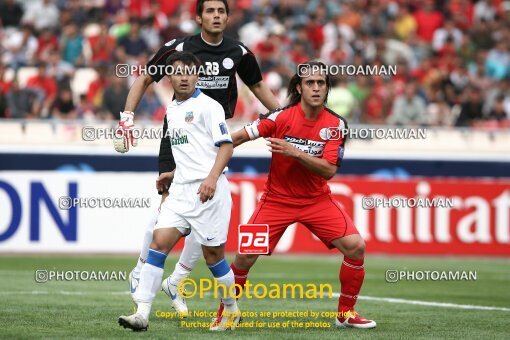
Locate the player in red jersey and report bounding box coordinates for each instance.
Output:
[213,61,376,329]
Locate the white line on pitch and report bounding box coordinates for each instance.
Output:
[330,293,510,312]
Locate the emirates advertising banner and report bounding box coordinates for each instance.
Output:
[0,172,509,256]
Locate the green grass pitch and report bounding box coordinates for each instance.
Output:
[1,254,509,339]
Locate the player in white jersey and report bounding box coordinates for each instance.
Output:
[118,52,240,332]
[115,0,280,313]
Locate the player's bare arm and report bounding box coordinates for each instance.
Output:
[231,128,251,147]
[156,170,175,193]
[198,142,233,203]
[113,74,155,153]
[249,81,281,111]
[156,171,174,203]
[124,74,154,112]
[266,137,337,179]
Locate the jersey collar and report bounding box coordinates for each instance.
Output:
[200,32,223,46]
[174,89,201,105]
[297,102,324,123]
[192,88,201,98]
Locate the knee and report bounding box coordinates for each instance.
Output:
[345,239,365,259]
[234,254,258,270]
[150,238,169,254]
[202,246,223,265]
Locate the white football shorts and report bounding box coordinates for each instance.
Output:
[154,174,232,247]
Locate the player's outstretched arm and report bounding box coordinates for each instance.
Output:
[197,142,233,203]
[232,128,251,148]
[124,74,154,112]
[114,75,155,153]
[267,138,337,180]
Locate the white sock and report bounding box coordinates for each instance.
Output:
[216,269,236,306]
[132,211,158,277]
[137,302,151,320]
[224,300,239,313]
[135,262,164,320]
[169,232,202,286]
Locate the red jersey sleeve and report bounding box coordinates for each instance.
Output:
[244,108,284,140]
[322,116,348,167]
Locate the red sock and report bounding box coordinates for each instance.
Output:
[231,263,249,296]
[216,263,250,318]
[338,257,365,314]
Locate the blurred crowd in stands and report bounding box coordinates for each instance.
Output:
[0,0,510,128]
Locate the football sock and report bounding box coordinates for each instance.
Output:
[169,262,192,287]
[208,259,236,306]
[132,211,158,277]
[169,234,202,286]
[135,249,167,319]
[231,263,249,296]
[338,257,365,315]
[215,263,248,316]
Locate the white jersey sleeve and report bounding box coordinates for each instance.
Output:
[205,101,232,147]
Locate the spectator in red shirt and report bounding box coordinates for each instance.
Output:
[288,41,311,66]
[448,0,474,30]
[87,22,116,64]
[35,29,59,63]
[413,0,444,42]
[86,63,109,109]
[26,63,57,116]
[0,64,11,95]
[0,63,10,118]
[254,33,280,72]
[26,63,57,99]
[306,13,325,54]
[127,0,180,18]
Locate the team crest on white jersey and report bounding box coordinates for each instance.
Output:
[185,111,194,123]
[219,122,228,135]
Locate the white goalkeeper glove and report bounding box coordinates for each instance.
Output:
[114,111,138,153]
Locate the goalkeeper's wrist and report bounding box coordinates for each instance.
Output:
[120,111,135,120]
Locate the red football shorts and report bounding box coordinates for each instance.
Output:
[248,194,359,254]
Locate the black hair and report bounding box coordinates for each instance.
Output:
[165,51,201,68]
[196,0,229,16]
[287,61,331,107]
